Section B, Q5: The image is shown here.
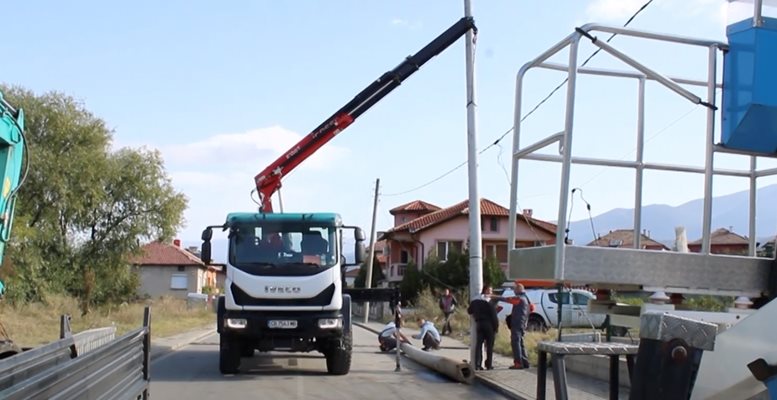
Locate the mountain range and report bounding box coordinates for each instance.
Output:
[566,184,777,246]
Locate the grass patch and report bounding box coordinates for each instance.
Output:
[404,289,558,365]
[1,294,215,348]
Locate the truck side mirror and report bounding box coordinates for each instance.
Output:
[201,241,212,264]
[354,227,366,242]
[201,227,213,263]
[202,227,213,241]
[354,242,366,265]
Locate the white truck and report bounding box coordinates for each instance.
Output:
[495,288,607,332]
[201,17,477,375]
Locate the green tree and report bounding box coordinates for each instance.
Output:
[353,254,385,288]
[483,256,507,288]
[399,262,423,306]
[1,85,187,313]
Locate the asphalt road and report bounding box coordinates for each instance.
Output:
[150,325,505,399]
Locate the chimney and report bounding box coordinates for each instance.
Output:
[173,239,181,247]
[522,209,533,218]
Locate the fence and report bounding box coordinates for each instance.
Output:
[0,307,151,400]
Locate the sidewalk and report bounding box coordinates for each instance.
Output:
[149,324,215,361]
[355,321,630,400]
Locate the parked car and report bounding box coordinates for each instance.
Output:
[494,288,607,332]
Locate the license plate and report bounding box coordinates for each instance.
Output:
[268,320,297,329]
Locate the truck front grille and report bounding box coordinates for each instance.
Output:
[231,283,336,307]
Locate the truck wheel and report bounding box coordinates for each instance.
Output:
[219,334,241,374]
[241,344,255,358]
[325,332,352,375]
[527,314,547,332]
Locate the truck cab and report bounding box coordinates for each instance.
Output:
[201,212,365,375]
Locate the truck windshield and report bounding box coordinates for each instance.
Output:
[228,223,337,276]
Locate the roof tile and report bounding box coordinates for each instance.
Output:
[131,241,205,266]
[386,198,556,235]
[389,200,441,214]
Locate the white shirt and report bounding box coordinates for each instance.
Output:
[413,321,441,342]
[379,322,397,338]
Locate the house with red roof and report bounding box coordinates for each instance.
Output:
[379,199,557,283]
[587,229,669,250]
[131,239,224,299]
[688,227,749,255]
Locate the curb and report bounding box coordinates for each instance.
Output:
[475,375,531,400]
[149,326,215,362]
[355,322,527,400]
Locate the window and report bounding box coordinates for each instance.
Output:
[177,266,185,272]
[548,292,570,305]
[485,244,497,258]
[171,274,188,290]
[400,250,409,264]
[437,241,463,261]
[398,265,406,276]
[573,292,591,306]
[481,217,499,232]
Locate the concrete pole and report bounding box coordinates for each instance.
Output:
[364,178,380,323]
[463,0,483,371]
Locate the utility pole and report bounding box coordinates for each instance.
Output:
[364,178,380,323]
[463,0,483,372]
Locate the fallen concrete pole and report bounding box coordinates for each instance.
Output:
[399,342,474,385]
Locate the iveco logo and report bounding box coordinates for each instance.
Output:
[265,286,301,294]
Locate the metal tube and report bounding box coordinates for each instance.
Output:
[513,132,564,159]
[701,46,718,254]
[537,62,721,89]
[755,0,764,27]
[750,157,757,256]
[634,78,646,250]
[578,30,705,107]
[521,153,751,178]
[509,36,573,253]
[463,0,483,373]
[579,23,726,48]
[555,36,580,280]
[756,167,777,177]
[508,70,525,252]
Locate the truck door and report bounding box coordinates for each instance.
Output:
[571,292,592,327]
[546,292,573,328]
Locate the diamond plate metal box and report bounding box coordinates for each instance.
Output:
[640,312,717,351]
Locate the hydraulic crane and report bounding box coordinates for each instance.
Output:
[201,16,476,375]
[253,16,476,212]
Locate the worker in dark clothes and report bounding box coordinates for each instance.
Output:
[467,285,499,370]
[506,282,531,369]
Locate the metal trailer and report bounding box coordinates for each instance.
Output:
[507,2,777,399]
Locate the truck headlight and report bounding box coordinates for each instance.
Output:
[318,318,342,329]
[226,318,248,329]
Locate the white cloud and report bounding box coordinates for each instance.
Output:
[389,17,422,30]
[120,125,351,239]
[160,125,349,175]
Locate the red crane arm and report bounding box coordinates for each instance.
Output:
[253,16,476,213]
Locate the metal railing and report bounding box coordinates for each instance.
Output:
[0,307,151,400]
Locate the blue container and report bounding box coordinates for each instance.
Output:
[767,375,777,400]
[722,17,777,153]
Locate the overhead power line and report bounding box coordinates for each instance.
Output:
[383,0,655,198]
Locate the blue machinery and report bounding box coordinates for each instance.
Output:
[507,1,777,399]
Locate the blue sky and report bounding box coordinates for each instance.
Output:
[4,0,777,251]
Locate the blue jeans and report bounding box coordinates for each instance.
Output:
[511,329,530,368]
